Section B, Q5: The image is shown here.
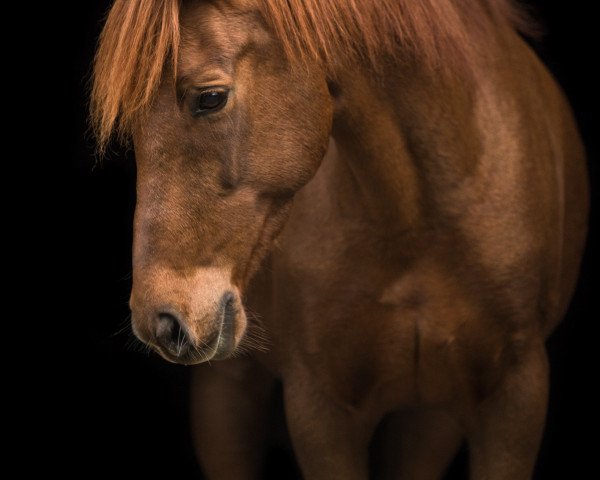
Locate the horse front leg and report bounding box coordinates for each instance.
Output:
[465,339,549,480]
[373,409,463,480]
[190,356,275,480]
[283,377,374,480]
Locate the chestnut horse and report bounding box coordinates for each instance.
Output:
[91,1,588,478]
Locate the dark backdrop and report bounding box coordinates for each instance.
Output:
[69,1,597,478]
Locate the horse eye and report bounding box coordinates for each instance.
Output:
[192,90,228,116]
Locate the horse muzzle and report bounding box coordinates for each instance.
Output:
[130,267,246,364]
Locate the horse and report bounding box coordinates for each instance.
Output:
[90,0,589,478]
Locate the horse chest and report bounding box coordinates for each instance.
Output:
[268,251,508,409]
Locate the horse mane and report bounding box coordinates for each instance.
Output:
[90,0,531,151]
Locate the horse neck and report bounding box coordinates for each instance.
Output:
[325,59,482,235]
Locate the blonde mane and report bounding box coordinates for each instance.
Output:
[91,0,530,151]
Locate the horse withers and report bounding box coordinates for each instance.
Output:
[91,1,588,478]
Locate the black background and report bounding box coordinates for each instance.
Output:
[69,1,597,478]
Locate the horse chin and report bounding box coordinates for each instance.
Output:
[153,346,205,366]
[152,339,235,365]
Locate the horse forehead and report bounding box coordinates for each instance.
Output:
[180,0,254,53]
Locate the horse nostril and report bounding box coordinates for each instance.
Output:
[155,312,188,356]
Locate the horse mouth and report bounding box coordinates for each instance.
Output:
[151,333,231,365]
[154,347,210,365]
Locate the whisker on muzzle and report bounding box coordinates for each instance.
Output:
[235,308,271,356]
